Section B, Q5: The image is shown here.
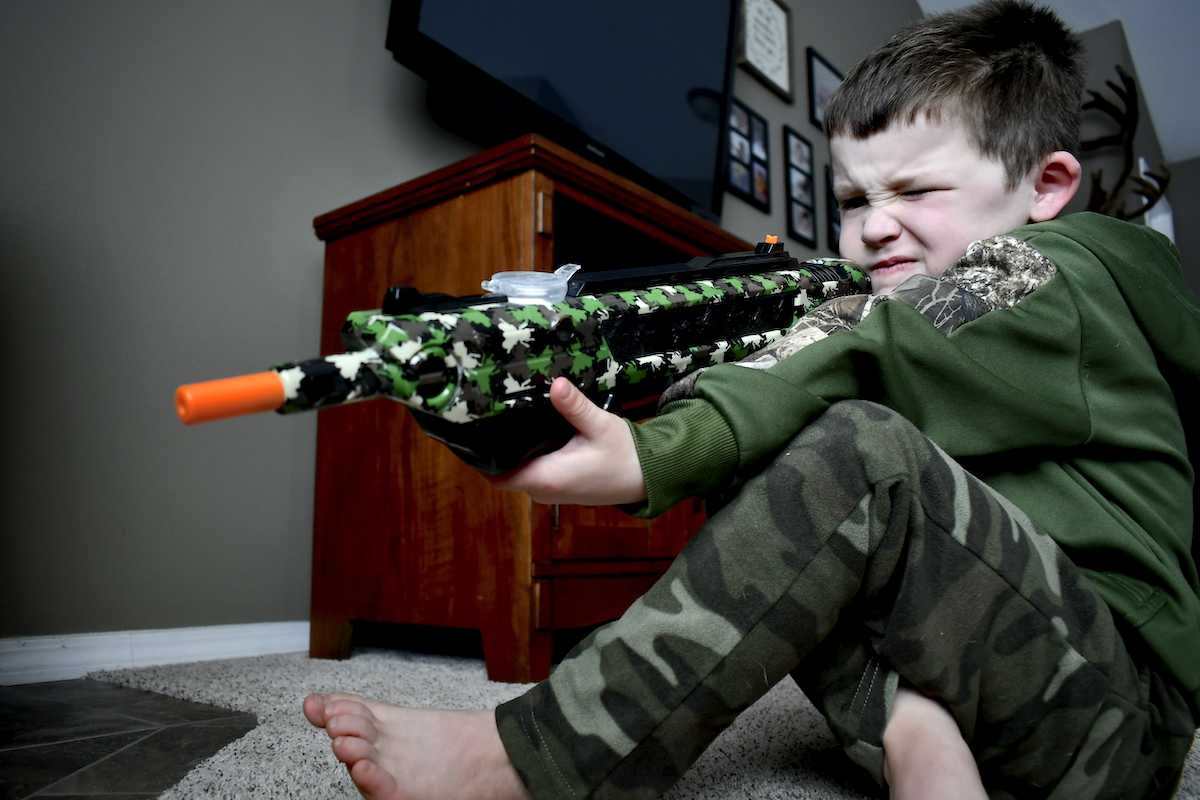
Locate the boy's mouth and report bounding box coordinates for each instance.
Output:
[869,256,917,274]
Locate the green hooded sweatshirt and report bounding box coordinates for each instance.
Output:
[629,212,1200,714]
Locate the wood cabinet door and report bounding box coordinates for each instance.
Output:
[548,501,705,561]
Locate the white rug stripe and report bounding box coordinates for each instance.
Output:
[0,621,309,685]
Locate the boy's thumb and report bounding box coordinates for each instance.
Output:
[548,377,603,436]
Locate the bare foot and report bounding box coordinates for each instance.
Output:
[303,692,533,800]
[882,687,987,800]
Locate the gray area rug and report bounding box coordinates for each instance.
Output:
[92,649,1200,799]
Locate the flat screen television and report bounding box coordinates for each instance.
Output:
[386,0,737,221]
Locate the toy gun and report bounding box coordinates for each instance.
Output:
[175,238,868,473]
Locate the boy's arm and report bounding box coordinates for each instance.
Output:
[486,377,647,506]
[627,236,1082,514]
[495,232,1089,515]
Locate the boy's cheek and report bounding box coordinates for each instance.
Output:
[837,228,866,264]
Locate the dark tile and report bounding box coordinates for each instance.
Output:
[0,679,257,800]
[0,684,155,750]
[0,679,254,751]
[38,718,255,795]
[185,714,258,728]
[0,730,147,800]
[9,679,245,728]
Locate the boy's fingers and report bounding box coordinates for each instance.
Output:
[484,376,646,505]
[549,377,604,436]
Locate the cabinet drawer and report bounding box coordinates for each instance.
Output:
[534,574,665,631]
[551,499,705,560]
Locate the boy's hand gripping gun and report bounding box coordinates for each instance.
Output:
[175,238,868,473]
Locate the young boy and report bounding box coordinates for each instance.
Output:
[304,2,1200,798]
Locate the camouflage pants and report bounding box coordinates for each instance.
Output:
[495,401,1195,800]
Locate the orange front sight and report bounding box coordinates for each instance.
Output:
[175,371,286,425]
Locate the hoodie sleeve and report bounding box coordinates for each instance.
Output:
[629,271,1094,518]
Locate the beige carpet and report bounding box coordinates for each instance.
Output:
[91,648,1199,799]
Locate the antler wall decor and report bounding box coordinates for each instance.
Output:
[1080,64,1171,221]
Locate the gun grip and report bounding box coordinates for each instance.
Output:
[409,406,576,475]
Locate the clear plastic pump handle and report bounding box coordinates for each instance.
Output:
[482,263,581,306]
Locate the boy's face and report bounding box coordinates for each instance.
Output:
[830,116,1042,294]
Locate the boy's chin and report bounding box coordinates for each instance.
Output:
[870,267,919,294]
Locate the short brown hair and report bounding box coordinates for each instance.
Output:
[823,0,1085,188]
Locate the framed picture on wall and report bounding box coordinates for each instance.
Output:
[738,0,794,102]
[726,99,770,212]
[807,47,843,130]
[784,126,815,248]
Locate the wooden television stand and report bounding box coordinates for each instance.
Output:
[309,134,748,682]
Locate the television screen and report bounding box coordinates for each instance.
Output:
[387,0,736,220]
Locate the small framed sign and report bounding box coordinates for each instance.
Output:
[726,99,770,212]
[784,126,815,248]
[738,0,794,103]
[807,47,844,130]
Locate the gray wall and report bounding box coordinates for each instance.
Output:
[722,3,926,256]
[0,0,481,637]
[0,0,921,638]
[1168,156,1200,297]
[1064,21,1168,222]
[1065,21,1198,298]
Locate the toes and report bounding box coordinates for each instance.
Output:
[307,693,385,743]
[323,691,368,704]
[331,733,403,800]
[356,697,409,724]
[348,754,401,800]
[326,708,382,744]
[331,732,379,766]
[324,697,379,724]
[303,693,329,728]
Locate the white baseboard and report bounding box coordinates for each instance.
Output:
[0,621,310,686]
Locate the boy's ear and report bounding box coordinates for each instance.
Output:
[1028,151,1082,222]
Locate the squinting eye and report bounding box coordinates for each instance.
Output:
[839,196,866,211]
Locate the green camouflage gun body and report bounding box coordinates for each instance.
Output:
[271,247,868,471]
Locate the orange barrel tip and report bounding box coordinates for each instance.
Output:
[175,371,286,425]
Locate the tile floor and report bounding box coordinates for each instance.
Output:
[0,678,256,799]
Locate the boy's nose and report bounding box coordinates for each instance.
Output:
[860,207,902,246]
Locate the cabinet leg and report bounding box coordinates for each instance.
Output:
[310,613,353,659]
[481,625,552,683]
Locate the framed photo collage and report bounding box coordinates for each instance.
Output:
[729,0,845,252]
